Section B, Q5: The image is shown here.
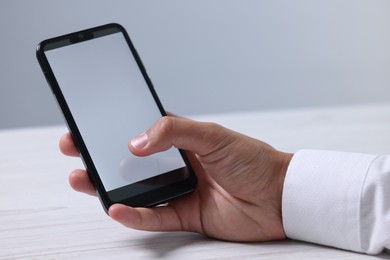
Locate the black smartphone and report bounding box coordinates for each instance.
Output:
[36,23,197,212]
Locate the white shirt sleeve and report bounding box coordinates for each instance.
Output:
[282,150,390,254]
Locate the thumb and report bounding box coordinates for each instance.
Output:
[129,116,235,157]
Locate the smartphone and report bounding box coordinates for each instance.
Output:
[36,23,197,212]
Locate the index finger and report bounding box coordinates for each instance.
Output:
[59,133,80,157]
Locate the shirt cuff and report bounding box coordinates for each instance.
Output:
[282,149,377,252]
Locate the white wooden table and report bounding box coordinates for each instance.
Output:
[1,103,390,259]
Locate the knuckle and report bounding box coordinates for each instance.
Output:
[155,116,175,138]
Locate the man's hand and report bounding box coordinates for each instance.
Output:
[60,116,292,242]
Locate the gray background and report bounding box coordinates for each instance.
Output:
[1,0,390,129]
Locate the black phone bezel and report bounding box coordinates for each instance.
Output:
[36,23,197,212]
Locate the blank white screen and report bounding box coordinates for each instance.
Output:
[46,32,185,191]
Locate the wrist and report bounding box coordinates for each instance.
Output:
[273,150,294,238]
[279,152,293,189]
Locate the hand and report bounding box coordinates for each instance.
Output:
[60,116,293,242]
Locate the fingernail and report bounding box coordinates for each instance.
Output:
[131,133,148,149]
